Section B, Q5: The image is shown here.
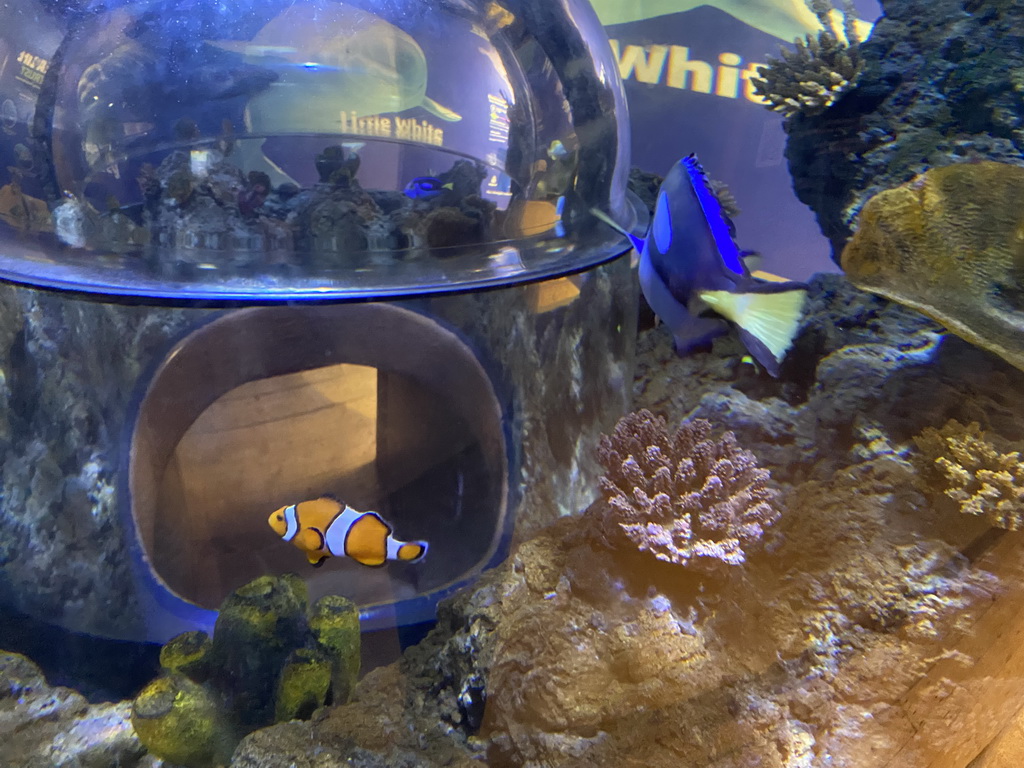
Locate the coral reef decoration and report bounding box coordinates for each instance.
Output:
[314,144,361,186]
[596,409,781,569]
[913,419,1024,531]
[750,0,864,118]
[841,161,1024,374]
[237,171,272,218]
[130,574,361,768]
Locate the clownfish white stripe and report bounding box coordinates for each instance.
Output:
[323,504,366,557]
[386,537,403,560]
[282,505,300,542]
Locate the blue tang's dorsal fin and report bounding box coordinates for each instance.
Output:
[680,154,745,276]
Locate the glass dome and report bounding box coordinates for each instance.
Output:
[0,0,634,299]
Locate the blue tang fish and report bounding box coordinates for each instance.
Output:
[404,176,454,200]
[597,154,807,377]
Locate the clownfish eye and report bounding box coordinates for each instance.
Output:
[276,514,284,522]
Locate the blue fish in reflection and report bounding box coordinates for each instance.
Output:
[404,176,454,200]
[596,154,807,377]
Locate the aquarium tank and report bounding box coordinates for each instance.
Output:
[5,0,1024,766]
[0,0,635,298]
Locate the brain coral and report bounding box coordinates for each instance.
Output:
[596,409,781,570]
[840,161,1024,373]
[913,419,1024,531]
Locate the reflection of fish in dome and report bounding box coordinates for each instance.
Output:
[74,36,278,177]
[209,1,462,185]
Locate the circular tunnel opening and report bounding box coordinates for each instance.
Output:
[127,303,508,623]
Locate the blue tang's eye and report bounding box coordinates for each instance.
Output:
[653,190,672,254]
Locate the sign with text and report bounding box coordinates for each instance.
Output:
[596,0,880,278]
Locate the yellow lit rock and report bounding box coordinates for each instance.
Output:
[130,675,234,768]
[841,161,1024,372]
[274,647,333,722]
[308,594,361,705]
[158,630,211,680]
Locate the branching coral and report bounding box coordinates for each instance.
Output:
[750,0,864,118]
[913,419,1024,531]
[596,409,781,570]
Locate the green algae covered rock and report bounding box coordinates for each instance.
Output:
[208,574,310,730]
[131,674,234,768]
[309,594,361,705]
[159,629,212,680]
[132,575,361,767]
[275,647,333,722]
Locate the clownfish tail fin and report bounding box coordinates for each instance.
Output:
[397,541,428,562]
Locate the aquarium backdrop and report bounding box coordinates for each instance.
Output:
[597,0,881,279]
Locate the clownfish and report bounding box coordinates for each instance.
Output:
[268,496,428,568]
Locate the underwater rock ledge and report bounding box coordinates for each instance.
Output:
[0,650,155,768]
[636,273,1024,485]
[230,454,1000,767]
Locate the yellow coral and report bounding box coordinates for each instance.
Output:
[913,419,1024,530]
[842,161,1024,373]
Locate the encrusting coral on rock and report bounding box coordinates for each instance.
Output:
[841,161,1024,374]
[597,409,781,570]
[913,419,1024,531]
[750,0,865,118]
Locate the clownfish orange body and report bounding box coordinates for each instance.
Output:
[268,496,428,568]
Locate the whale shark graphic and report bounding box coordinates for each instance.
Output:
[591,0,874,43]
[208,1,462,184]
